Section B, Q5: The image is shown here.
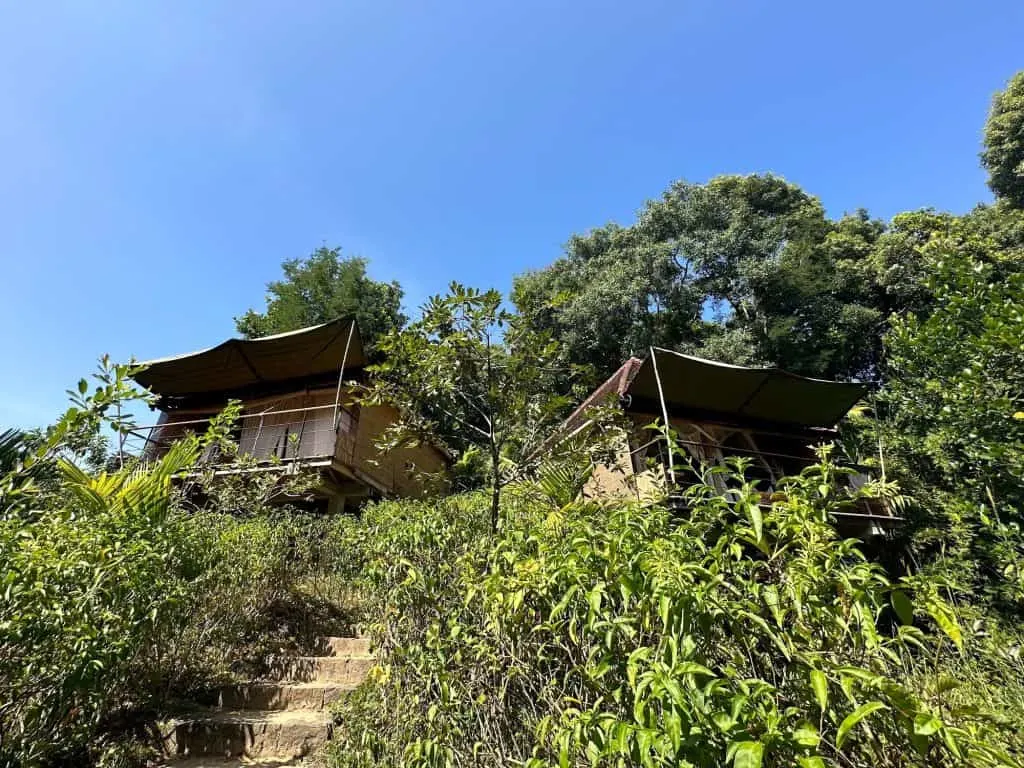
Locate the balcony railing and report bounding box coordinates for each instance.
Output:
[126,403,357,467]
[628,433,900,525]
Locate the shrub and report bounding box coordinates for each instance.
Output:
[0,439,199,767]
[879,224,1024,613]
[328,458,1021,768]
[0,365,360,767]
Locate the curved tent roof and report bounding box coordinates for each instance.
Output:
[627,348,866,429]
[133,318,366,398]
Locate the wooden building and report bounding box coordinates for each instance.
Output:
[130,318,449,512]
[550,348,897,537]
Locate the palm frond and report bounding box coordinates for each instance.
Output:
[0,428,28,476]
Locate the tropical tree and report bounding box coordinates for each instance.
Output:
[235,246,407,351]
[513,175,887,383]
[982,71,1024,209]
[878,220,1024,612]
[363,283,578,530]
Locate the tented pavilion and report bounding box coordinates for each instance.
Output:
[130,318,448,511]
[551,348,897,537]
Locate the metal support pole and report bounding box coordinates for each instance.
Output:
[649,347,676,485]
[116,399,125,469]
[333,321,356,432]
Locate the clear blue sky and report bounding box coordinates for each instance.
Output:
[2,1,1022,428]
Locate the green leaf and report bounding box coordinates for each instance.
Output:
[748,502,763,542]
[797,758,826,768]
[587,584,604,614]
[676,661,714,677]
[712,712,736,733]
[836,701,887,748]
[763,584,783,627]
[731,741,763,768]
[913,712,942,736]
[941,726,962,759]
[739,610,792,660]
[926,601,963,652]
[810,669,828,711]
[792,722,820,747]
[891,590,914,626]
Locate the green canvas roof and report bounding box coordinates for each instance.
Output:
[627,348,866,429]
[133,318,366,397]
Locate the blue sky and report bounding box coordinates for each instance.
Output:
[2,1,1022,428]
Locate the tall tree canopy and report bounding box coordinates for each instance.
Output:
[982,70,1024,209]
[235,247,407,350]
[513,174,888,383]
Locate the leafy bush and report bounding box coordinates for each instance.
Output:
[878,222,1024,613]
[130,509,354,701]
[0,434,199,767]
[328,458,1021,768]
[0,365,360,767]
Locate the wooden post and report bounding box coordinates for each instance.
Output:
[649,347,676,485]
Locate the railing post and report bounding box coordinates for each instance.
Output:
[333,321,356,432]
[650,347,676,486]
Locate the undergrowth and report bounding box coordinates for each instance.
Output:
[327,458,1024,768]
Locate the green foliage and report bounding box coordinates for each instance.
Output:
[0,363,358,767]
[0,361,201,767]
[365,282,580,530]
[982,71,1024,209]
[512,175,888,382]
[327,459,1020,768]
[134,508,359,699]
[135,405,362,698]
[879,221,1024,612]
[235,246,407,351]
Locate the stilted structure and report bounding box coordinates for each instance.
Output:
[129,318,448,511]
[549,348,899,537]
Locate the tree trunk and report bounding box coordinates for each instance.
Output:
[490,481,500,534]
[490,442,501,533]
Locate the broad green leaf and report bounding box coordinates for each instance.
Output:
[792,722,820,747]
[810,669,828,711]
[748,502,763,542]
[926,601,963,652]
[836,701,887,748]
[731,740,763,768]
[941,726,963,759]
[763,584,783,627]
[676,661,714,678]
[890,590,914,626]
[712,712,736,733]
[587,585,604,614]
[913,712,942,736]
[797,758,826,768]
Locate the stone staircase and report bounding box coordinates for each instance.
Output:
[161,636,373,766]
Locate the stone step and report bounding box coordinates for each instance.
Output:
[314,635,371,657]
[270,655,375,684]
[165,708,329,760]
[215,681,354,711]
